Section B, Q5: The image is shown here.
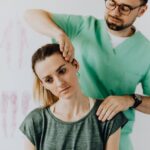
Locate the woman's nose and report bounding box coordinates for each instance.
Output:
[55,77,64,87]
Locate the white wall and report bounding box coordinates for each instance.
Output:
[0,0,150,150]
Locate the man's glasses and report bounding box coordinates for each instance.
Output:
[105,0,144,16]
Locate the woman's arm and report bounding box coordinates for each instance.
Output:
[23,136,36,150]
[105,128,121,150]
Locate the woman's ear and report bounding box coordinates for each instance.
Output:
[72,58,79,71]
[138,5,147,17]
[40,81,49,91]
[40,80,44,87]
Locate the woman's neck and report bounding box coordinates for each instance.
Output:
[50,91,92,122]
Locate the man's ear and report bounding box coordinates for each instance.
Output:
[72,58,79,71]
[138,5,147,17]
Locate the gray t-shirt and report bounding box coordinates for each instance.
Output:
[20,100,127,150]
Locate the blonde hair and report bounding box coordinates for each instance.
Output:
[32,44,60,107]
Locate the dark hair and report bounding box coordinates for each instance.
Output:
[32,43,61,107]
[104,0,148,5]
[141,0,148,4]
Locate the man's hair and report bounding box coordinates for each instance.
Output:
[32,43,61,107]
[141,0,148,4]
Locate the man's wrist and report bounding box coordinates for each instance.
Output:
[130,94,143,108]
[127,95,134,108]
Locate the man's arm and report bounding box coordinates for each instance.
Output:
[24,9,62,39]
[24,9,74,61]
[96,95,150,122]
[136,96,150,114]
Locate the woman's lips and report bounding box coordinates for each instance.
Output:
[59,86,71,94]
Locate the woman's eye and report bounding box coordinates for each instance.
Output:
[59,68,67,74]
[45,77,53,83]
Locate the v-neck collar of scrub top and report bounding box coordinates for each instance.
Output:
[101,20,142,54]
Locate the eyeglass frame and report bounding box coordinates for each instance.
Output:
[105,0,145,16]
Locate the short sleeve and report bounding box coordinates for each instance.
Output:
[101,112,128,143]
[19,109,42,146]
[51,13,84,39]
[142,65,150,95]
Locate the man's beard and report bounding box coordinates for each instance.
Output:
[105,16,134,31]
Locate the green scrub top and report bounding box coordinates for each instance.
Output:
[52,14,150,150]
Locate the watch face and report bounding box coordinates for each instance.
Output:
[135,94,142,101]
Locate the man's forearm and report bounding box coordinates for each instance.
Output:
[24,9,64,39]
[135,96,150,114]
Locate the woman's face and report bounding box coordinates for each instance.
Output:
[35,53,79,99]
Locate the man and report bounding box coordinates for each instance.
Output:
[24,0,150,149]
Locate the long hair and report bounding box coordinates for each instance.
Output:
[32,43,61,107]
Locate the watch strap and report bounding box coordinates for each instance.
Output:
[130,94,142,108]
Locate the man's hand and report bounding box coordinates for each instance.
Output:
[96,95,134,122]
[56,32,74,62]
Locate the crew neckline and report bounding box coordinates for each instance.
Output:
[46,99,99,125]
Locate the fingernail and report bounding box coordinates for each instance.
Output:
[98,116,102,120]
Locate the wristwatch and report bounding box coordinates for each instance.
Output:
[131,94,142,108]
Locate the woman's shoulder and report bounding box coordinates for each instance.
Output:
[21,107,48,126]
[26,107,44,118]
[19,107,48,146]
[91,99,128,132]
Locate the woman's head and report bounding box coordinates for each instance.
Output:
[32,44,79,107]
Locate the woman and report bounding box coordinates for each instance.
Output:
[20,43,127,150]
